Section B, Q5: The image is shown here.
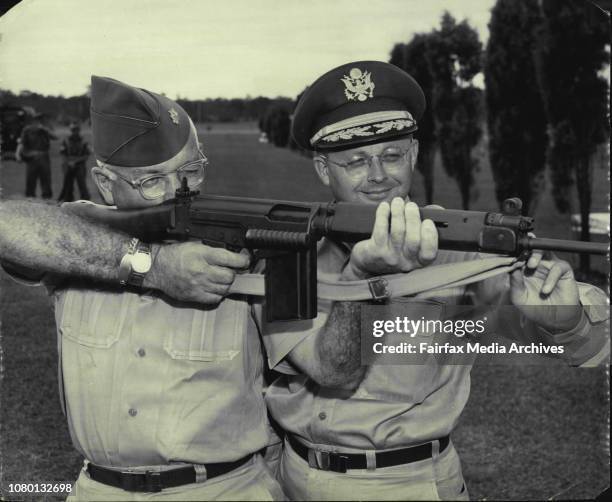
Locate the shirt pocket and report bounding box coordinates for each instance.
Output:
[55,288,124,348]
[162,297,245,362]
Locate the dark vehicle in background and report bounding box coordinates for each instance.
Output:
[0,105,35,160]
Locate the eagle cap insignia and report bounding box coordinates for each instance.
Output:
[341,68,375,102]
[168,108,179,125]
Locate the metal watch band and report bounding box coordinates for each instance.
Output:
[127,241,152,288]
[118,238,140,286]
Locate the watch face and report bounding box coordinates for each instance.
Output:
[132,253,152,274]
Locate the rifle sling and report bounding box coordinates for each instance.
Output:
[229,257,524,301]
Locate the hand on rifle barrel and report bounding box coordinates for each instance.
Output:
[342,198,439,280]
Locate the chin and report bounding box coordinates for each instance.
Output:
[357,188,408,204]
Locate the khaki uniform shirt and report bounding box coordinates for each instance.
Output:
[261,239,608,452]
[53,285,268,466]
[1,200,270,467]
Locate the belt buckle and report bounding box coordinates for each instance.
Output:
[308,450,348,473]
[120,470,162,492]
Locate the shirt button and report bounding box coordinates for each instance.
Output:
[318,412,327,420]
[128,408,138,417]
[137,348,146,357]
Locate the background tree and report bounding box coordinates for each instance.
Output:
[287,87,309,153]
[390,34,437,204]
[484,0,547,215]
[534,0,610,273]
[427,12,483,209]
[262,103,291,147]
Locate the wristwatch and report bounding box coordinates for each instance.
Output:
[118,238,152,288]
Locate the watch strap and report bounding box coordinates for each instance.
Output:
[128,241,152,288]
[119,238,151,288]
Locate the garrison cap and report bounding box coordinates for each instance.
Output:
[292,61,425,151]
[90,76,191,167]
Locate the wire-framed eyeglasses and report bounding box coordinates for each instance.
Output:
[323,141,416,177]
[103,153,208,200]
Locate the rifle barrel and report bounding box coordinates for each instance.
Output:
[526,237,609,255]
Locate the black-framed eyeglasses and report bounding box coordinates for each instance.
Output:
[103,152,208,200]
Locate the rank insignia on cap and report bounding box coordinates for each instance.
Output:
[321,116,415,144]
[341,68,375,102]
[291,61,426,151]
[169,108,179,125]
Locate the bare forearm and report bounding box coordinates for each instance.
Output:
[0,199,130,281]
[316,302,366,389]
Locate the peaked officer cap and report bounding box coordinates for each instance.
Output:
[90,76,191,167]
[292,61,425,151]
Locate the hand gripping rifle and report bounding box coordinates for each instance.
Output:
[71,181,608,321]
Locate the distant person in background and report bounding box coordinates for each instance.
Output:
[16,112,57,199]
[58,122,91,202]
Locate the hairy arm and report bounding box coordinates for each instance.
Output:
[287,301,366,391]
[0,200,248,304]
[0,199,129,280]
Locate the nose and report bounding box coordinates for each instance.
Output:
[367,156,387,183]
[165,175,183,199]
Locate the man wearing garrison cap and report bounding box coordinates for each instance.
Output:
[0,77,284,500]
[260,61,609,500]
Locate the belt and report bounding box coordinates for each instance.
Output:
[86,454,253,492]
[287,434,450,473]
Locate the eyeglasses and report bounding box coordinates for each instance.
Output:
[104,153,208,200]
[323,142,415,178]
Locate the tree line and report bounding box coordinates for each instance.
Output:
[0,89,293,125]
[389,0,608,273]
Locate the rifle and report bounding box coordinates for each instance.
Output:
[70,181,608,321]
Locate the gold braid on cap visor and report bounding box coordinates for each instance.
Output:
[309,111,415,146]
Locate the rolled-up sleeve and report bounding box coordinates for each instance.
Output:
[507,282,609,366]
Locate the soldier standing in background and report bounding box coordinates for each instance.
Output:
[17,112,57,199]
[57,122,91,202]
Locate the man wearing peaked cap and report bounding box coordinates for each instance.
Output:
[292,60,425,152]
[0,77,284,500]
[260,61,608,500]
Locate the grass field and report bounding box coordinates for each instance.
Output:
[0,122,609,501]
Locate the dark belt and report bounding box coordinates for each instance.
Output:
[86,454,253,493]
[287,434,450,473]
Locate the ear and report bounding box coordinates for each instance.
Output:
[313,154,330,186]
[410,139,419,170]
[91,166,115,205]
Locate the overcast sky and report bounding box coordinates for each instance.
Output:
[0,0,495,99]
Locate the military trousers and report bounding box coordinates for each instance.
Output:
[25,154,52,199]
[67,454,286,501]
[278,438,469,501]
[58,164,90,202]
